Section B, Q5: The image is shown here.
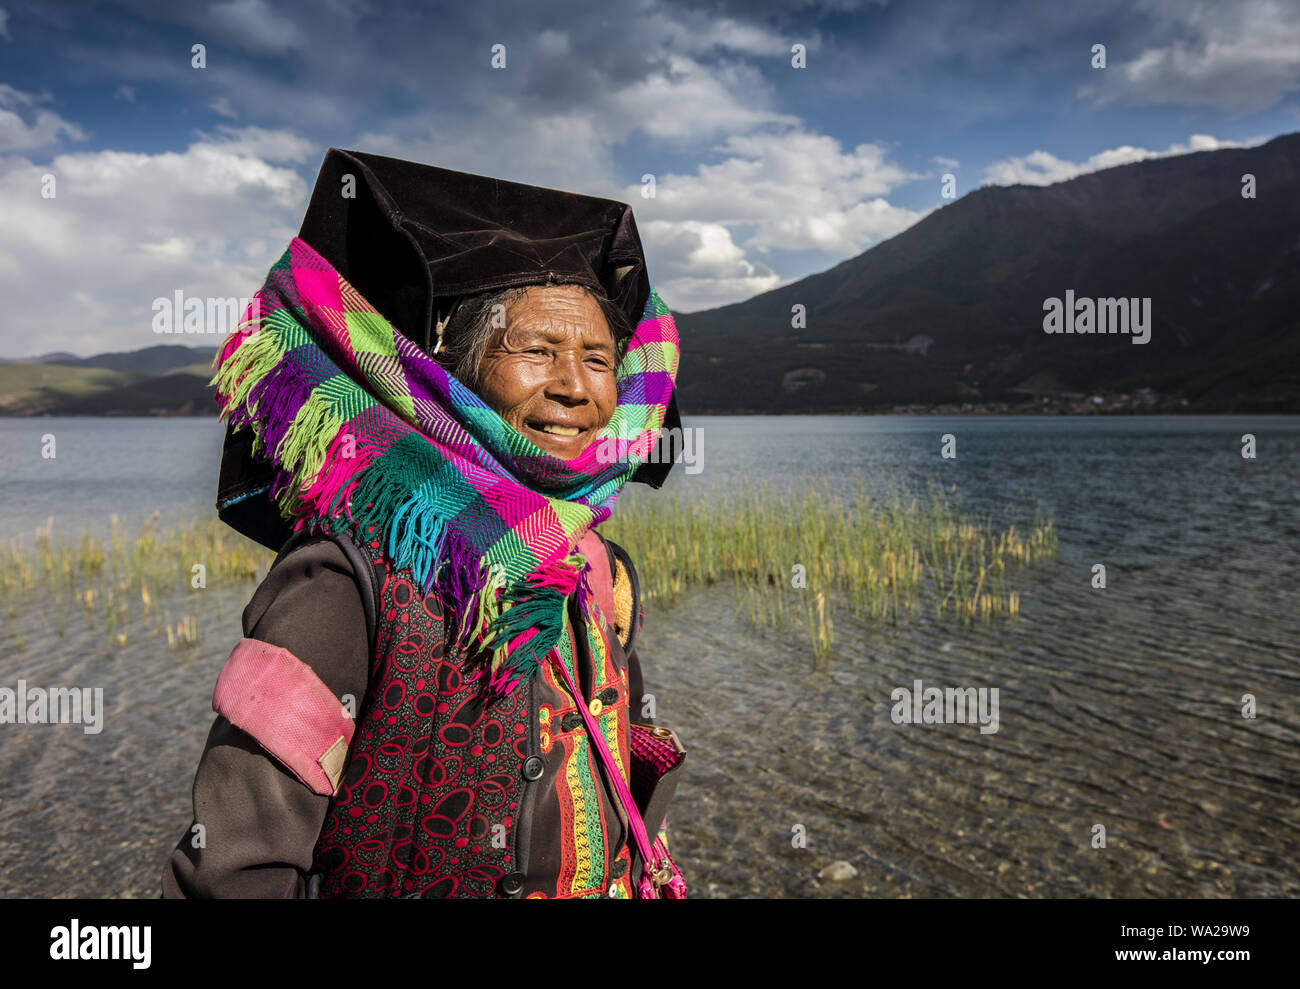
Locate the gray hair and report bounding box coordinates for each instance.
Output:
[431,283,632,390]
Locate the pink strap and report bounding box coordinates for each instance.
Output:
[550,653,665,896]
[212,637,355,797]
[568,530,683,896]
[577,530,614,624]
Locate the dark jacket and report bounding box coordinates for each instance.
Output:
[162,531,658,898]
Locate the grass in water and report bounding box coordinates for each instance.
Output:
[1,481,1057,658]
[1,512,269,655]
[602,479,1057,657]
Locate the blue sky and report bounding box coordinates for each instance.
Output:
[1,0,1298,357]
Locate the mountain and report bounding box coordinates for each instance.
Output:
[673,131,1300,412]
[41,344,220,374]
[0,351,81,364]
[0,347,218,416]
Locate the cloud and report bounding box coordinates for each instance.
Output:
[608,128,924,310]
[0,7,9,41]
[114,84,136,102]
[205,0,306,55]
[1080,0,1300,113]
[633,129,923,256]
[980,133,1269,186]
[209,96,239,120]
[355,122,922,312]
[650,11,795,57]
[0,126,310,357]
[605,54,800,140]
[353,108,619,194]
[350,34,801,188]
[0,84,88,151]
[187,123,317,163]
[639,219,784,312]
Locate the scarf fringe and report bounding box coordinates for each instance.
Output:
[325,433,597,695]
[211,316,287,440]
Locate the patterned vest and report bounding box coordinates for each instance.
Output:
[310,523,638,898]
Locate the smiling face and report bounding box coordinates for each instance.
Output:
[474,284,619,459]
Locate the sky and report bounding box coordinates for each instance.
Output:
[1,0,1298,358]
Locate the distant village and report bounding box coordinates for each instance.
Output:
[893,386,1178,415]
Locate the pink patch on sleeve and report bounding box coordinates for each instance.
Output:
[212,637,355,797]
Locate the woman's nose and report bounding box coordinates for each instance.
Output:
[545,352,589,401]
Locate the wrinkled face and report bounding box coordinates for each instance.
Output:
[475,284,618,459]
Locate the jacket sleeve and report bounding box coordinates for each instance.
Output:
[161,537,371,899]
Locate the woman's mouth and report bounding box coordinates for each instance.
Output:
[523,418,591,454]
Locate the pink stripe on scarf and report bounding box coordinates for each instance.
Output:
[299,425,385,518]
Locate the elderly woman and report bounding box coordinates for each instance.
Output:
[161,148,685,899]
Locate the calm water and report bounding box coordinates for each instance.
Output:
[0,415,1297,897]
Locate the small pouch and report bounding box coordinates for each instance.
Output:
[628,721,686,888]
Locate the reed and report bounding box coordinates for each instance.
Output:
[1,511,271,654]
[0,481,1057,659]
[602,479,1057,657]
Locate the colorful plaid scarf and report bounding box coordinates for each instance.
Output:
[211,237,678,694]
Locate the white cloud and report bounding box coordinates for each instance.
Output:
[0,126,311,357]
[1080,0,1300,112]
[606,54,800,140]
[632,129,922,257]
[114,84,136,102]
[605,128,924,310]
[980,133,1269,186]
[189,123,316,163]
[358,37,802,184]
[354,109,619,193]
[0,84,43,108]
[206,0,306,55]
[651,13,794,58]
[209,96,239,120]
[535,29,570,58]
[0,84,87,151]
[639,219,784,312]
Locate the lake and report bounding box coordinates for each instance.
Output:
[0,415,1297,897]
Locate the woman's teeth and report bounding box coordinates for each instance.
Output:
[539,424,580,436]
